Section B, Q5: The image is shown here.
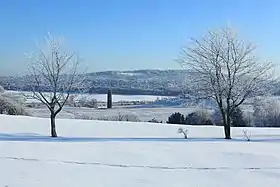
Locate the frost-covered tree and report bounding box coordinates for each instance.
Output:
[253,97,270,127]
[253,97,280,127]
[178,27,275,139]
[26,33,86,137]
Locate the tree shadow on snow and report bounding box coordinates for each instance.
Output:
[0,133,279,143]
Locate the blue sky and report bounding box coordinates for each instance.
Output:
[0,0,280,75]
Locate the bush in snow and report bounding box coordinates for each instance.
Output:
[98,113,140,122]
[97,116,111,121]
[115,113,139,122]
[185,109,213,125]
[242,129,251,141]
[85,98,98,108]
[75,114,94,120]
[67,96,98,108]
[148,118,162,123]
[178,127,188,139]
[167,112,185,125]
[0,94,28,115]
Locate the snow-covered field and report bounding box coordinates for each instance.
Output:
[0,115,280,187]
[6,90,172,103]
[27,106,196,122]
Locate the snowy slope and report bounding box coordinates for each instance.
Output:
[0,115,280,187]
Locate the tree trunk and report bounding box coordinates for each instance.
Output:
[224,114,231,139]
[224,124,231,139]
[50,112,57,137]
[221,109,231,139]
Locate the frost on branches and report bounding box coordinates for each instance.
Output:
[178,27,275,139]
[25,33,87,137]
[253,97,280,127]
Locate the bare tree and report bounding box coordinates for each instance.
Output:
[178,27,275,139]
[26,33,85,137]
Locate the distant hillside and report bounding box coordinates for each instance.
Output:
[0,69,188,96]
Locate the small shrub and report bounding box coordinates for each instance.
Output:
[178,127,188,139]
[116,113,139,122]
[76,115,94,120]
[97,116,111,121]
[148,118,162,123]
[185,109,213,125]
[0,95,28,115]
[243,129,251,141]
[85,98,98,108]
[167,112,185,124]
[68,96,98,108]
[98,113,140,122]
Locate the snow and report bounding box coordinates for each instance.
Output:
[1,114,280,186]
[72,94,170,102]
[117,72,139,76]
[6,90,172,103]
[27,106,196,122]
